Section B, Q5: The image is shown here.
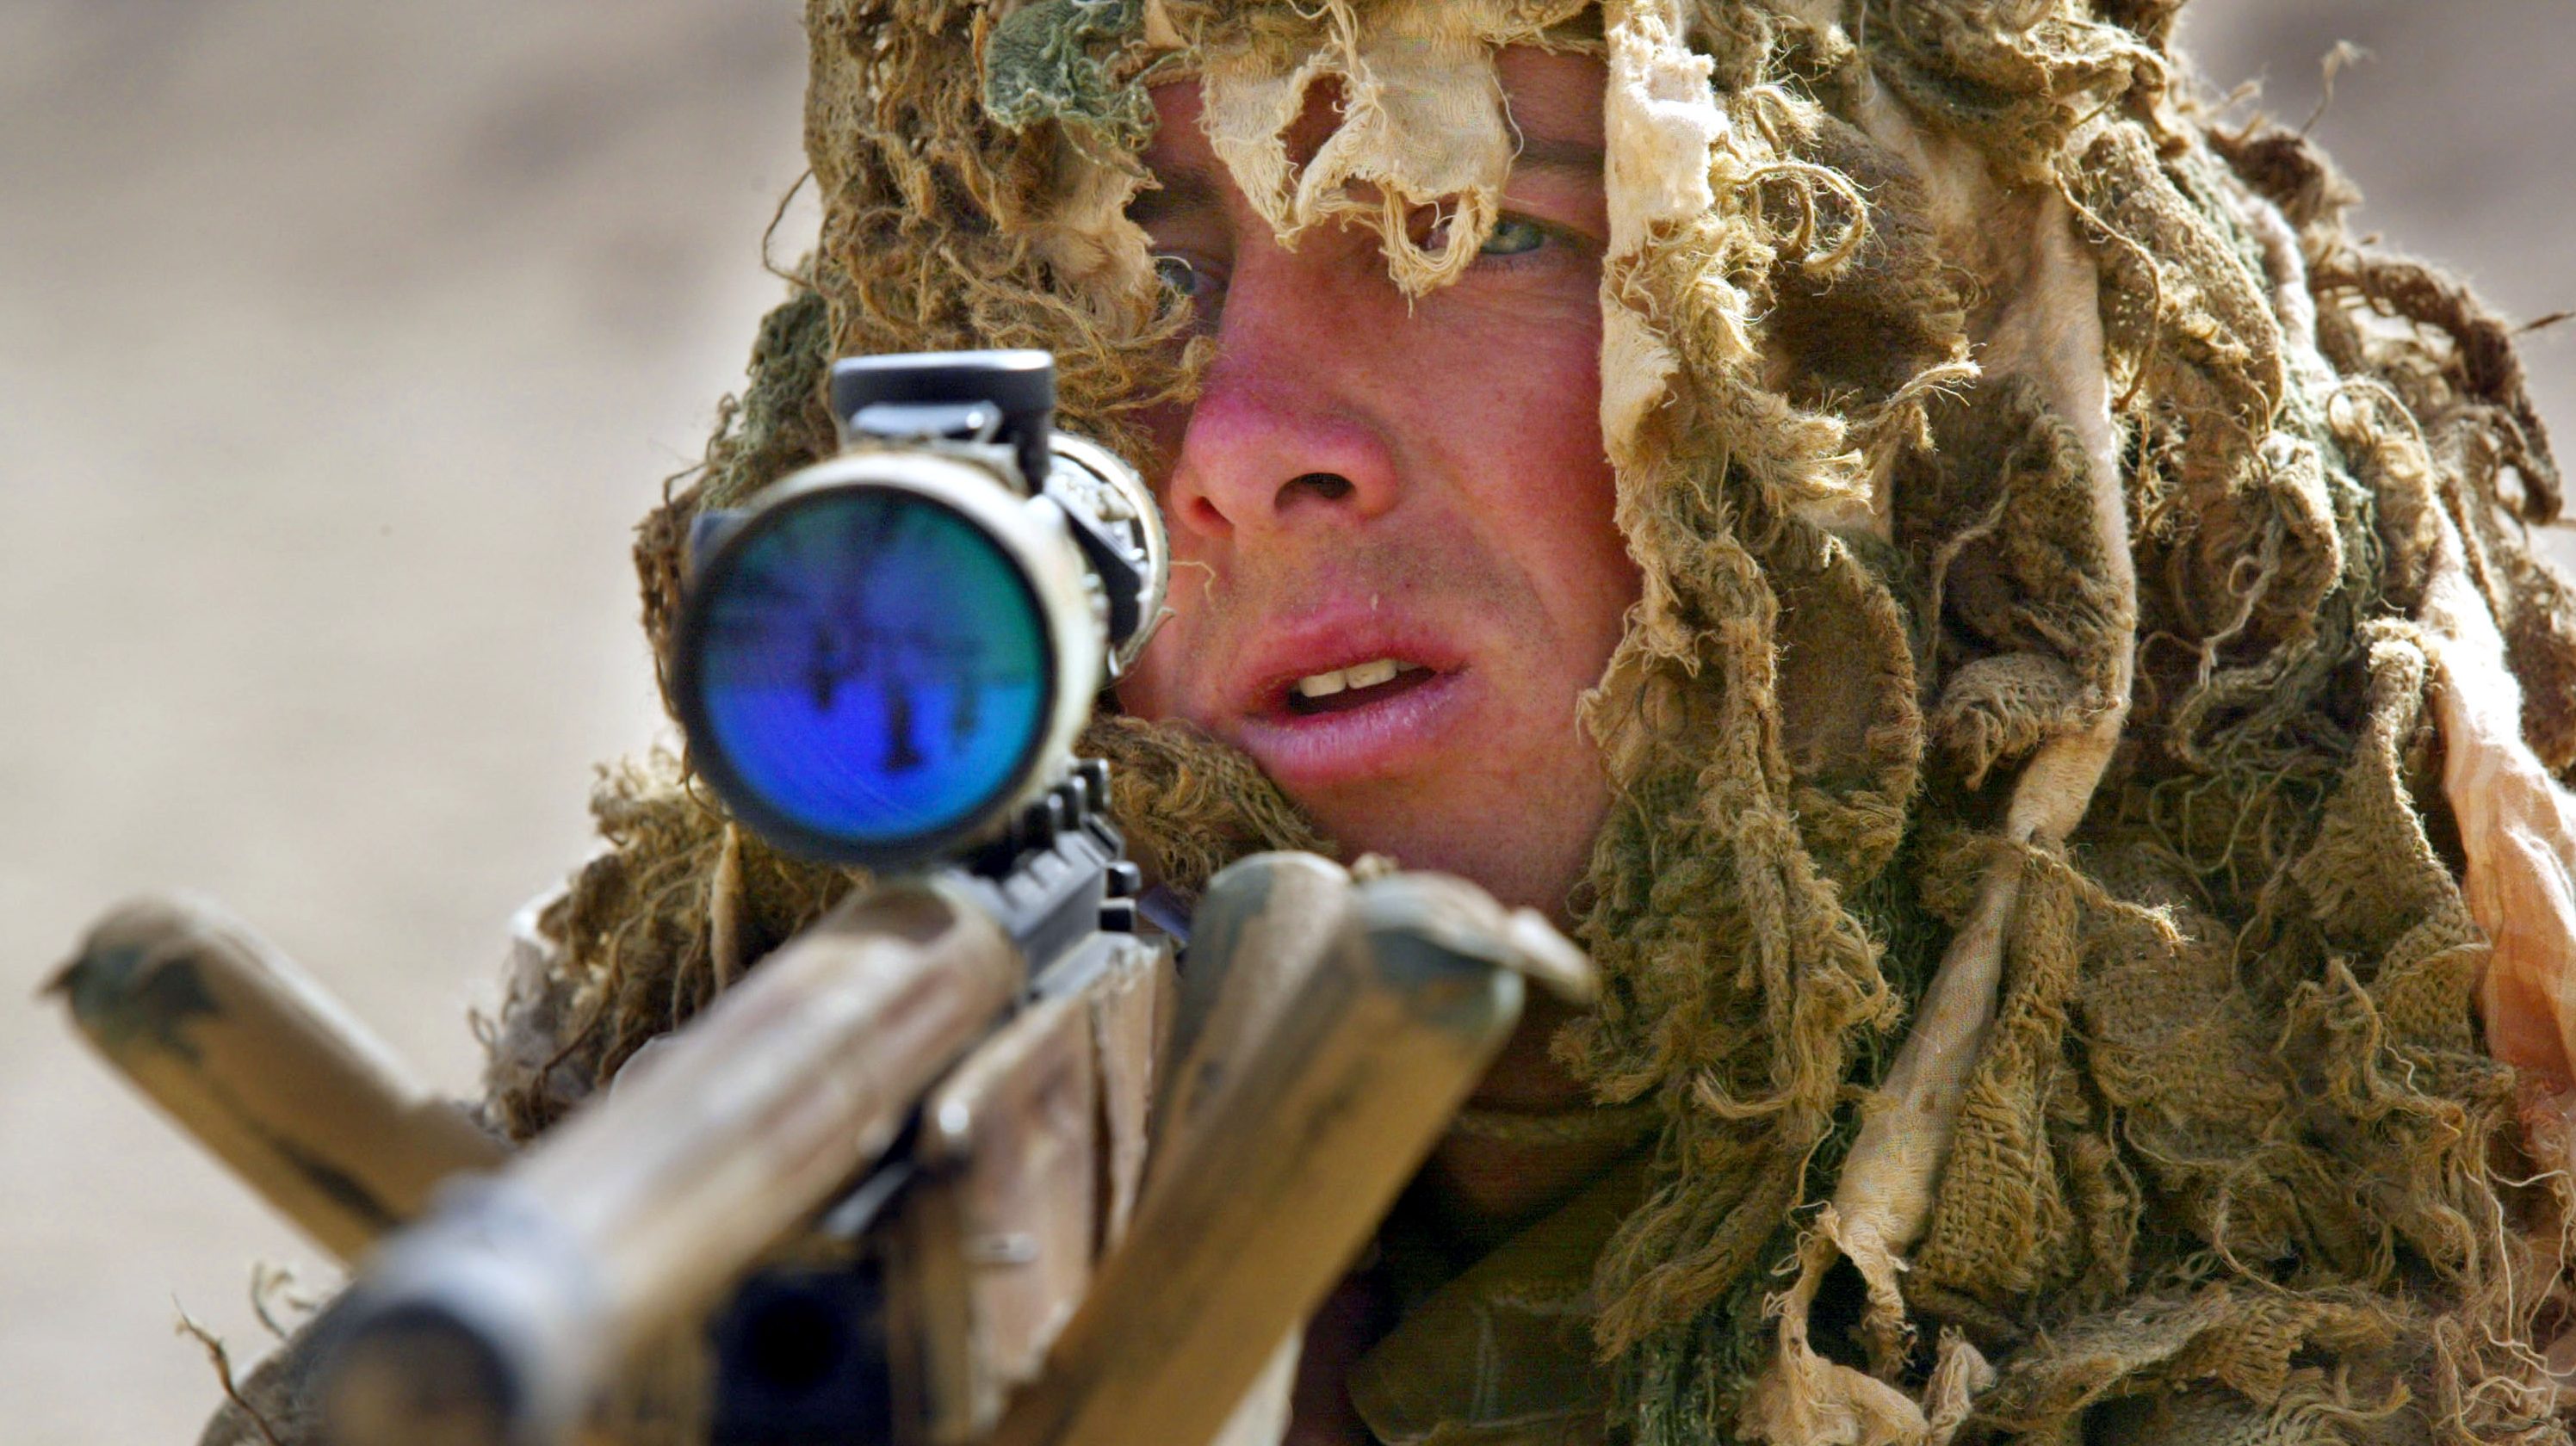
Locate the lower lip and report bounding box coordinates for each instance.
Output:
[1233,670,1474,790]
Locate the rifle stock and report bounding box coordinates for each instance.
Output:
[988,867,1567,1446]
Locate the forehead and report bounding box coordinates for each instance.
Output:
[1491,47,1607,146]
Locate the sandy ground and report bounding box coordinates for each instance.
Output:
[1,3,2568,1441]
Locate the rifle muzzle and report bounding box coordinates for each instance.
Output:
[313,1178,603,1446]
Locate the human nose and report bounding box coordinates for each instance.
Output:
[1160,258,1404,545]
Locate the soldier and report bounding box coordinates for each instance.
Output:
[214,2,2576,1443]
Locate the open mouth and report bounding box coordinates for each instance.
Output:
[1234,640,1475,789]
[1284,658,1441,716]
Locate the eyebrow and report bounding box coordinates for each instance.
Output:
[1127,166,1223,227]
[1510,137,1606,179]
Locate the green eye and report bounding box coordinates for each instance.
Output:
[1155,253,1212,300]
[1152,252,1225,331]
[1480,217,1548,257]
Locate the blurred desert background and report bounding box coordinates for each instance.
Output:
[1,3,2569,1440]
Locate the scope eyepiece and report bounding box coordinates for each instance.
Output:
[670,351,1165,869]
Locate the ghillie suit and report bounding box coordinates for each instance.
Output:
[211,2,2576,1443]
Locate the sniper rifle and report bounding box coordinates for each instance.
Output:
[55,349,1592,1446]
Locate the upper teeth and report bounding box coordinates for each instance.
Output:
[1296,658,1403,698]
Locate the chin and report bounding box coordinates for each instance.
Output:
[1306,797,1596,918]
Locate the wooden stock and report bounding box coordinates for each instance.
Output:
[990,869,1568,1446]
[49,894,507,1260]
[1154,850,1353,1133]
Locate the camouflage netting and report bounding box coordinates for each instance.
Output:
[469,1,2576,1443]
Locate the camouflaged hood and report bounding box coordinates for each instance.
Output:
[486,3,2576,1441]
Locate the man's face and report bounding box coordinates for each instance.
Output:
[1116,50,1637,914]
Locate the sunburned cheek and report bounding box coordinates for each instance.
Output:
[1403,374,1601,496]
[1415,287,1601,400]
[1421,275,1600,348]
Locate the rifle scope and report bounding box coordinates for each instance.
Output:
[671,351,1167,868]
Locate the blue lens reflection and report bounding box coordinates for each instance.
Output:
[696,489,1049,850]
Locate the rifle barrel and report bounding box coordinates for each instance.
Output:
[314,878,1023,1446]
